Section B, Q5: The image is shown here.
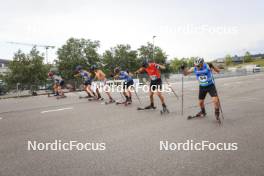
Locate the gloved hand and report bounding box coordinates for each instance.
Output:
[208,63,213,68]
[180,64,185,71]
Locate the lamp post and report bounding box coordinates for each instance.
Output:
[152,35,156,61]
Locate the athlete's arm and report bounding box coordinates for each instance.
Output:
[155,64,166,70]
[99,70,106,78]
[181,64,194,76]
[208,63,220,73]
[135,67,145,74]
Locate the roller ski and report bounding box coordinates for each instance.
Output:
[187,110,206,120]
[160,104,169,115]
[116,98,132,106]
[48,92,59,97]
[137,104,156,111]
[116,101,126,105]
[104,99,115,105]
[79,95,90,99]
[56,95,67,99]
[88,97,104,101]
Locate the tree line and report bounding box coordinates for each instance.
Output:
[2,37,255,90]
[2,37,190,89]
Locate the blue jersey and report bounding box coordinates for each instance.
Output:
[80,70,92,81]
[119,71,133,82]
[194,63,214,87]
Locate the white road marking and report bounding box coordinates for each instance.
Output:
[0,117,2,120]
[41,107,73,114]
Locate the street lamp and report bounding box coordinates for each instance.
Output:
[152,35,156,61]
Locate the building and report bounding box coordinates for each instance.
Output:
[0,59,10,75]
[216,53,264,64]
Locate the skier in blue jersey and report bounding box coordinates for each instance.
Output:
[75,65,102,100]
[113,67,134,105]
[181,58,221,120]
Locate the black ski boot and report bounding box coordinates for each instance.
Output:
[126,97,132,105]
[144,103,156,109]
[188,108,206,119]
[160,104,169,115]
[137,103,156,110]
[215,108,220,121]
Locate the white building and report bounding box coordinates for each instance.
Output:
[0,59,10,75]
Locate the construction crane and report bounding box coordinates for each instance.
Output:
[7,41,56,64]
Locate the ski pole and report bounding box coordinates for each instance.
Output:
[211,74,224,120]
[181,73,184,116]
[133,87,142,105]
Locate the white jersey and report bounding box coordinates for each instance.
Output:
[52,75,63,84]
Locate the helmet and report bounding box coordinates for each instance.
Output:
[194,57,204,66]
[142,60,148,68]
[114,67,120,74]
[48,71,54,77]
[90,64,97,71]
[75,65,82,71]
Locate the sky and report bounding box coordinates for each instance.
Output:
[0,0,263,62]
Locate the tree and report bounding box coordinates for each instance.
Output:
[170,58,182,73]
[244,51,252,63]
[5,47,48,90]
[56,38,101,80]
[102,44,140,75]
[225,54,233,66]
[138,42,168,64]
[138,42,169,72]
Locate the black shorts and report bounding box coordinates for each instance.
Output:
[199,84,218,100]
[123,80,134,90]
[55,80,64,87]
[150,78,162,91]
[84,80,92,86]
[59,80,64,87]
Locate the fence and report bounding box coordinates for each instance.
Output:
[0,69,263,99]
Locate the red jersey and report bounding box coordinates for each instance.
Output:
[144,63,161,79]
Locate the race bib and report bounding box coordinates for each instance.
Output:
[150,75,158,81]
[198,75,208,82]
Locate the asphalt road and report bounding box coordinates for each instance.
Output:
[0,73,264,176]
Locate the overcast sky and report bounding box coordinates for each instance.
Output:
[0,0,263,61]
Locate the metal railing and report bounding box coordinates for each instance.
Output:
[0,69,263,99]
